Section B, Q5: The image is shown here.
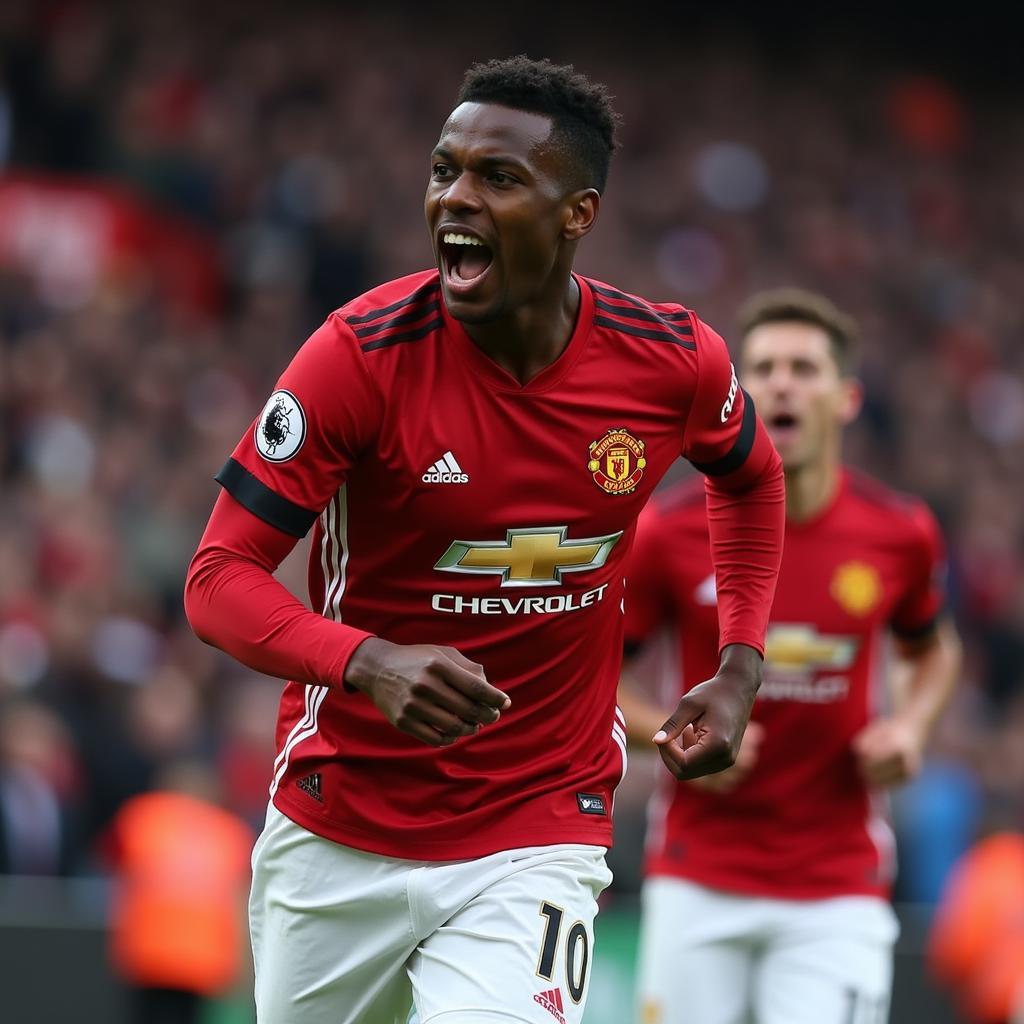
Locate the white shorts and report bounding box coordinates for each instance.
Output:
[249,803,613,1024]
[635,877,899,1024]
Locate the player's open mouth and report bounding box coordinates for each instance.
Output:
[768,412,800,440]
[439,231,494,295]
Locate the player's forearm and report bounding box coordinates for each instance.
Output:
[893,618,962,738]
[185,544,372,689]
[184,491,375,687]
[185,545,372,686]
[705,445,785,655]
[616,674,667,747]
[185,485,376,696]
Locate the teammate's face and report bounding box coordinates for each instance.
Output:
[740,322,862,472]
[425,102,597,323]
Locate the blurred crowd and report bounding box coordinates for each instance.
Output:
[0,1,1021,903]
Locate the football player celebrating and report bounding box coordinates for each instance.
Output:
[185,58,784,1024]
[621,288,961,1024]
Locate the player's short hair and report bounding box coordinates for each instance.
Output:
[456,56,621,194]
[736,288,861,376]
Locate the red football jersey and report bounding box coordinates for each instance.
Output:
[625,471,946,898]
[210,270,778,860]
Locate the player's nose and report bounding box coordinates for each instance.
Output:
[769,368,795,395]
[440,173,484,214]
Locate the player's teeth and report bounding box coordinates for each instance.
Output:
[443,233,483,246]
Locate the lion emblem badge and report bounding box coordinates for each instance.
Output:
[254,389,306,463]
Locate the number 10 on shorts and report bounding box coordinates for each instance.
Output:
[537,901,590,1004]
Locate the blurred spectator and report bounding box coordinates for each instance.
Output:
[102,759,253,1024]
[216,673,287,832]
[894,757,983,905]
[0,697,80,874]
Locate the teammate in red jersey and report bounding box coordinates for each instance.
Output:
[620,288,962,1024]
[185,57,785,1024]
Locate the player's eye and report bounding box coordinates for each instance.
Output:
[432,163,453,179]
[489,170,517,186]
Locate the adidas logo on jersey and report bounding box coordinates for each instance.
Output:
[534,987,566,1024]
[296,772,323,802]
[422,451,469,484]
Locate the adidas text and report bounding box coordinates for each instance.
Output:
[534,989,566,1024]
[422,451,469,484]
[422,471,469,483]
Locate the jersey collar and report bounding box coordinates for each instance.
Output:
[441,273,595,394]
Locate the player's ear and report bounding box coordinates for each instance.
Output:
[563,189,600,241]
[838,377,863,426]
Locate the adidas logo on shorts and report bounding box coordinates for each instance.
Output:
[422,451,469,484]
[534,987,566,1024]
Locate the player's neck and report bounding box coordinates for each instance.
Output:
[462,276,580,386]
[785,457,841,523]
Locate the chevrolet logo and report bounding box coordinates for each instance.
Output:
[765,625,857,671]
[435,527,623,588]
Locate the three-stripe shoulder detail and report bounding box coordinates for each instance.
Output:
[342,281,443,353]
[590,282,696,350]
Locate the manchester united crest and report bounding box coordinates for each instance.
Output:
[830,561,882,617]
[588,428,646,495]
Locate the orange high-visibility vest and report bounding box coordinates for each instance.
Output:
[929,832,1024,1023]
[108,792,253,995]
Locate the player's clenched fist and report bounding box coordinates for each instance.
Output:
[344,637,511,747]
[851,715,925,787]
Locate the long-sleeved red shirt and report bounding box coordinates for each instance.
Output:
[625,469,946,899]
[185,270,784,859]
